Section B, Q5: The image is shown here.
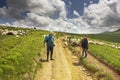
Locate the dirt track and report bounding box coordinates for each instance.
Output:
[87,52,120,80]
[35,39,93,80]
[35,38,120,80]
[75,46,120,80]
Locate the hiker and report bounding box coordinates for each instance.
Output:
[44,31,55,61]
[81,34,88,58]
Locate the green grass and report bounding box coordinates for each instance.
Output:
[89,44,120,72]
[66,30,120,43]
[0,25,31,31]
[67,32,119,80]
[0,27,48,80]
[95,70,113,80]
[88,34,120,43]
[80,58,113,80]
[88,31,120,43]
[66,31,120,72]
[80,57,98,73]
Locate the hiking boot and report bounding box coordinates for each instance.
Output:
[50,58,54,60]
[47,59,49,62]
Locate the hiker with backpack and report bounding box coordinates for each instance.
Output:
[44,31,55,61]
[81,34,88,58]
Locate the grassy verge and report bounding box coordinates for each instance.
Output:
[80,57,98,73]
[67,41,113,80]
[0,27,47,80]
[80,57,113,80]
[89,44,120,73]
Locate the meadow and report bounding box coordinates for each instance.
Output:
[0,26,48,80]
[0,25,120,80]
[88,31,120,73]
[88,30,120,43]
[66,29,120,43]
[89,44,120,72]
[67,30,120,74]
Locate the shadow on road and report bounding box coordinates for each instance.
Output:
[39,59,48,62]
[72,62,80,66]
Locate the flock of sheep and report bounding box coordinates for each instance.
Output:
[62,36,120,50]
[0,29,29,37]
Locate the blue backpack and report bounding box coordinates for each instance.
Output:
[45,36,51,42]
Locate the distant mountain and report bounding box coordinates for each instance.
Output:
[102,28,120,34]
[115,29,120,32]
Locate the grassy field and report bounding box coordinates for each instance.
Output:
[66,30,120,43]
[67,30,120,74]
[0,26,48,80]
[89,44,120,72]
[88,31,120,72]
[88,30,120,43]
[0,25,120,79]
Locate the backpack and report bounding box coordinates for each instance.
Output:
[45,36,51,42]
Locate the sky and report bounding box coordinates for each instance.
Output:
[63,0,99,17]
[0,0,120,34]
[0,0,8,9]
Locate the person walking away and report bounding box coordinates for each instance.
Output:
[81,35,88,58]
[44,31,55,61]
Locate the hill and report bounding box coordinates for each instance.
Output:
[65,29,120,43]
[88,30,120,43]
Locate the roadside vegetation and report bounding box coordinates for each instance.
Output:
[89,44,120,73]
[80,58,113,80]
[65,31,120,80]
[66,30,120,73]
[0,26,47,80]
[67,43,113,80]
[0,25,119,80]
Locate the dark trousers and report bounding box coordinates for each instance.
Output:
[82,48,87,58]
[47,46,53,60]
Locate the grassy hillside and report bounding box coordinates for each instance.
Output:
[0,26,48,80]
[66,30,120,75]
[66,29,120,43]
[88,30,120,43]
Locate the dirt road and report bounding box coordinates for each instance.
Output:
[35,39,93,80]
[87,52,120,80]
[75,47,120,80]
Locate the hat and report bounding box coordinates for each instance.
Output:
[49,31,54,35]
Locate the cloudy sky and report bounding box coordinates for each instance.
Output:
[0,0,120,34]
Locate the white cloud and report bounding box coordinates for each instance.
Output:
[0,0,120,34]
[28,0,56,16]
[68,1,72,7]
[83,0,120,33]
[90,1,93,4]
[116,0,120,17]
[73,10,80,17]
[26,13,53,26]
[84,3,87,7]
